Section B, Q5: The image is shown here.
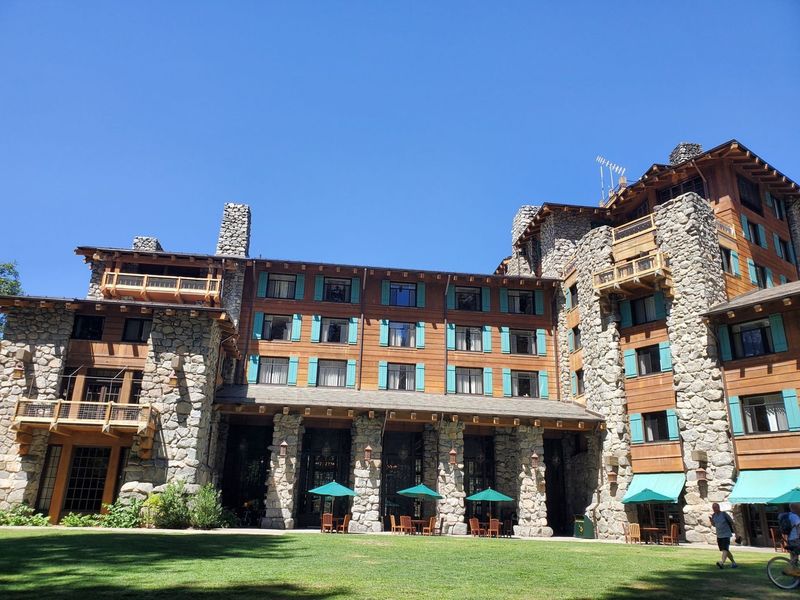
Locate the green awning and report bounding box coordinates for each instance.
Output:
[729,469,800,504]
[622,473,685,504]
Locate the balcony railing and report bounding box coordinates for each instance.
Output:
[13,399,155,434]
[100,272,221,304]
[612,214,655,243]
[593,252,670,292]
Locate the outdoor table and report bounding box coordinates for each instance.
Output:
[641,527,663,544]
[411,519,428,533]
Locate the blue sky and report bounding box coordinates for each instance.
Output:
[1,1,798,297]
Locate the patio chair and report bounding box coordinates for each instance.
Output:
[661,523,679,546]
[400,515,415,534]
[435,517,445,536]
[422,516,437,536]
[627,523,641,544]
[469,517,486,537]
[487,518,501,538]
[502,519,513,538]
[770,527,787,553]
[337,513,351,534]
[321,512,334,533]
[390,515,403,534]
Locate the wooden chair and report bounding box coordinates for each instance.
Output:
[661,523,679,546]
[422,516,436,536]
[627,523,641,544]
[321,512,334,533]
[400,515,415,534]
[337,513,351,534]
[770,527,788,553]
[390,515,403,534]
[502,519,513,538]
[487,518,501,538]
[435,517,445,536]
[469,517,486,537]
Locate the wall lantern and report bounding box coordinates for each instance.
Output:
[364,444,373,462]
[279,440,288,458]
[12,349,30,379]
[530,451,540,469]
[695,467,707,482]
[169,355,183,387]
[607,471,618,484]
[449,447,457,465]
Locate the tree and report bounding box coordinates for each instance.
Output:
[0,262,22,338]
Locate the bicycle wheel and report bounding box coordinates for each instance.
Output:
[767,556,800,590]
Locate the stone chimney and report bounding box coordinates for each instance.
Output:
[132,236,163,252]
[511,205,540,246]
[215,203,251,257]
[669,142,703,166]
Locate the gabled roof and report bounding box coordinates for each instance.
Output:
[75,246,244,263]
[705,280,800,318]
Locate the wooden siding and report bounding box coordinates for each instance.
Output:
[621,322,674,414]
[631,441,684,473]
[67,311,149,369]
[734,433,800,470]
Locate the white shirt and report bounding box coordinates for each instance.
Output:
[789,512,800,542]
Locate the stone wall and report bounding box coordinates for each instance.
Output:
[132,236,164,252]
[654,192,735,544]
[263,414,303,529]
[493,427,518,504]
[538,212,594,279]
[436,420,466,534]
[562,433,601,521]
[0,306,73,508]
[349,415,383,532]
[669,143,703,166]
[785,199,800,279]
[216,203,251,257]
[221,262,246,328]
[505,205,539,277]
[422,424,438,490]
[514,425,551,537]
[86,260,105,300]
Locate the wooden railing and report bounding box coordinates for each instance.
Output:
[612,214,655,243]
[101,272,221,302]
[716,219,737,240]
[593,252,669,291]
[13,399,155,434]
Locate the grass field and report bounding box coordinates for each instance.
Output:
[0,529,788,599]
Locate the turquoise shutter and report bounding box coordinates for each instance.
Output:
[499,288,509,313]
[287,356,299,386]
[247,355,259,383]
[483,368,493,396]
[534,290,544,315]
[482,325,492,353]
[620,300,633,328]
[653,291,666,320]
[348,317,359,345]
[307,357,318,386]
[446,365,456,393]
[781,275,789,285]
[766,267,774,288]
[774,233,784,259]
[624,349,637,378]
[757,223,768,248]
[502,368,511,397]
[728,396,744,435]
[782,389,800,432]
[294,274,305,300]
[789,242,797,265]
[381,280,390,305]
[770,314,788,352]
[291,313,302,341]
[538,371,549,399]
[252,312,264,339]
[629,413,644,444]
[379,319,389,346]
[446,285,455,310]
[481,287,490,312]
[740,214,750,241]
[766,191,774,212]
[500,327,510,354]
[446,323,456,350]
[257,272,268,297]
[666,408,679,440]
[536,329,547,356]
[658,342,672,371]
[567,330,575,352]
[747,258,757,284]
[718,324,732,361]
[416,322,425,349]
[378,361,388,390]
[310,315,321,343]
[416,282,426,308]
[314,275,324,301]
[571,373,577,396]
[350,278,360,304]
[730,250,740,277]
[346,359,357,388]
[564,288,572,311]
[415,363,425,391]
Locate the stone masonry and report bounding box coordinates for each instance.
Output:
[132,236,164,252]
[505,205,539,277]
[785,199,800,279]
[514,425,551,537]
[493,427,518,505]
[216,203,251,257]
[436,420,467,534]
[669,142,703,166]
[349,415,383,532]
[263,414,303,529]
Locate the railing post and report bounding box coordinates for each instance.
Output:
[51,400,62,429]
[103,402,113,432]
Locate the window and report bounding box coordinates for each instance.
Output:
[122,318,152,343]
[267,274,296,299]
[511,370,539,398]
[568,284,579,309]
[258,357,289,385]
[632,295,658,325]
[510,329,536,355]
[731,318,774,359]
[321,318,349,344]
[455,326,482,352]
[656,176,705,205]
[390,283,417,307]
[83,369,123,404]
[636,345,662,376]
[774,196,786,220]
[35,445,62,513]
[260,315,293,341]
[737,174,762,214]
[130,371,143,404]
[779,238,793,262]
[72,315,104,340]
[323,277,351,303]
[63,447,111,513]
[455,367,483,395]
[742,393,788,434]
[455,286,481,311]
[571,326,582,351]
[575,369,585,396]
[755,263,769,289]
[388,322,415,348]
[387,363,415,391]
[720,247,734,275]
[508,290,534,314]
[317,360,347,387]
[747,220,763,246]
[643,411,670,442]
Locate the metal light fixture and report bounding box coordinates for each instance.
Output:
[279,440,288,458]
[695,467,707,482]
[364,444,373,462]
[169,355,183,387]
[607,471,618,484]
[530,451,540,469]
[449,447,457,465]
[12,349,30,379]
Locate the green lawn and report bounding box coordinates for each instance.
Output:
[0,529,787,599]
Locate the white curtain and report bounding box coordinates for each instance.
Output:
[389,324,414,347]
[318,361,346,387]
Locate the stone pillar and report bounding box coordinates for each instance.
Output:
[349,415,383,532]
[215,203,251,257]
[422,424,438,490]
[514,425,551,537]
[436,420,467,534]
[654,192,735,544]
[220,262,246,328]
[784,199,800,280]
[132,236,164,252]
[493,427,518,504]
[505,205,540,277]
[0,306,73,509]
[263,414,303,529]
[86,260,105,300]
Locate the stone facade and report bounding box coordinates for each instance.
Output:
[493,427,518,505]
[514,425,551,537]
[132,236,164,252]
[263,414,303,529]
[216,203,251,257]
[349,415,383,532]
[505,205,539,277]
[86,260,105,300]
[221,262,246,328]
[785,199,800,277]
[669,142,703,166]
[436,420,466,534]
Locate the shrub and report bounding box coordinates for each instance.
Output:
[141,492,162,528]
[101,497,144,529]
[189,484,227,530]
[152,481,191,529]
[0,504,50,527]
[60,512,101,527]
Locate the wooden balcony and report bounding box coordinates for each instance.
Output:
[611,214,657,261]
[716,218,737,249]
[593,252,671,296]
[100,271,221,305]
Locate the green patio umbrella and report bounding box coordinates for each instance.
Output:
[768,487,800,505]
[397,483,443,500]
[621,489,676,504]
[308,481,358,517]
[466,487,513,521]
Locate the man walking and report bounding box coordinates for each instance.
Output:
[709,502,738,569]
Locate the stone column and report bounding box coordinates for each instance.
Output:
[515,425,550,537]
[422,424,438,490]
[85,260,105,300]
[654,192,735,544]
[505,205,540,276]
[493,427,518,503]
[784,199,800,279]
[263,414,303,529]
[349,415,383,533]
[436,420,467,534]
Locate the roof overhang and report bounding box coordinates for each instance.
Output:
[704,280,800,320]
[514,203,610,249]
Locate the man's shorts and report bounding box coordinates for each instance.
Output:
[717,537,731,551]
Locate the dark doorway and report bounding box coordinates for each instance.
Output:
[381,431,423,525]
[544,438,570,535]
[221,424,271,526]
[464,434,496,520]
[296,427,352,528]
[63,446,111,514]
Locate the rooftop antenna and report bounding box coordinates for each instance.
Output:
[596,155,627,204]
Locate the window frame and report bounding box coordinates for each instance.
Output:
[568,284,579,310]
[258,356,290,385]
[656,176,705,205]
[455,367,483,395]
[631,295,658,326]
[388,321,416,348]
[454,286,481,311]
[71,315,104,341]
[510,329,536,355]
[389,282,417,307]
[507,289,535,315]
[643,411,670,443]
[511,370,539,398]
[741,392,789,435]
[720,246,734,275]
[261,314,293,342]
[121,318,152,343]
[730,318,774,360]
[571,326,582,351]
[387,363,416,391]
[266,274,297,299]
[737,174,762,215]
[455,325,483,352]
[322,277,352,303]
[635,345,662,376]
[317,359,348,388]
[321,317,349,344]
